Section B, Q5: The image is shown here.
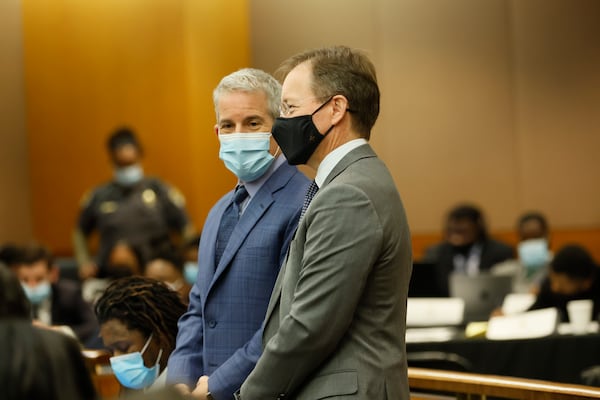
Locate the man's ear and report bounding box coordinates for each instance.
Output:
[214,125,219,136]
[330,94,349,126]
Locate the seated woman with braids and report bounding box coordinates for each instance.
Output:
[94,276,187,393]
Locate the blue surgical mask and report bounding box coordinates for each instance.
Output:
[183,261,199,284]
[110,334,163,390]
[22,281,51,305]
[114,164,144,186]
[518,238,550,275]
[218,132,274,182]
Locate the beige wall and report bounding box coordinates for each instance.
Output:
[510,0,600,227]
[2,0,599,254]
[0,0,33,243]
[249,0,600,234]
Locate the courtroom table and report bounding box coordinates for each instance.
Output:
[406,332,600,385]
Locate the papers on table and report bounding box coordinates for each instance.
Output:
[406,327,461,343]
[486,308,558,340]
[501,293,536,315]
[407,297,465,327]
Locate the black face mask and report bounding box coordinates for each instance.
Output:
[272,97,334,165]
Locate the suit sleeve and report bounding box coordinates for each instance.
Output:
[241,184,384,399]
[208,207,301,399]
[71,289,98,343]
[52,282,98,344]
[167,282,206,387]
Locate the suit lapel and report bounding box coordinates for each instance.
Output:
[211,190,274,284]
[207,163,299,292]
[199,198,230,300]
[262,145,377,326]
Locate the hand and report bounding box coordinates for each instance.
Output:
[79,262,98,280]
[31,319,50,329]
[173,383,192,396]
[489,307,504,318]
[190,375,209,400]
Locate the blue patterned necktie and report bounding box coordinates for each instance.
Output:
[300,180,319,220]
[215,185,248,267]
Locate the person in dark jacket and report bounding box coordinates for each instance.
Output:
[423,203,514,296]
[11,244,98,343]
[529,244,600,322]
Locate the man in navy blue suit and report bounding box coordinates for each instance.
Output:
[167,68,309,400]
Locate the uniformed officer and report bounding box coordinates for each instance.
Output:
[73,127,195,280]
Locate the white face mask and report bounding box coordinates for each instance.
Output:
[114,164,144,186]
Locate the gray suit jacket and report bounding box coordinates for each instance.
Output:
[240,144,412,400]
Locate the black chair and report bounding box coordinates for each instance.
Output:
[55,257,80,281]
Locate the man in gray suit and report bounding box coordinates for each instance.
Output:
[239,46,412,399]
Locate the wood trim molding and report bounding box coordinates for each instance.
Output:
[409,367,600,400]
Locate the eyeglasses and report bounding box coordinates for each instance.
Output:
[279,96,332,118]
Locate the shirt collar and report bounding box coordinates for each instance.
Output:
[315,138,368,187]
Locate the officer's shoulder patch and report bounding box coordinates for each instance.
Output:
[142,188,157,206]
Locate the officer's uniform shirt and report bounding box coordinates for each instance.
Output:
[78,177,190,277]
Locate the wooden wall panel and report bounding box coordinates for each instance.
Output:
[21,0,249,254]
[0,0,32,243]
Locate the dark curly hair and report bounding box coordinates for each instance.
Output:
[94,276,186,351]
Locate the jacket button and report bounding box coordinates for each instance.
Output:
[208,320,217,328]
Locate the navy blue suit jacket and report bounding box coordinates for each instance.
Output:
[51,280,97,344]
[167,162,308,399]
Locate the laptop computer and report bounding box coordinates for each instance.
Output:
[449,273,513,323]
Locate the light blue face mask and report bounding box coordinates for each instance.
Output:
[114,164,144,186]
[518,238,550,275]
[218,132,275,182]
[183,261,199,284]
[22,281,51,305]
[110,334,163,390]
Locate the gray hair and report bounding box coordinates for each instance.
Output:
[213,68,282,121]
